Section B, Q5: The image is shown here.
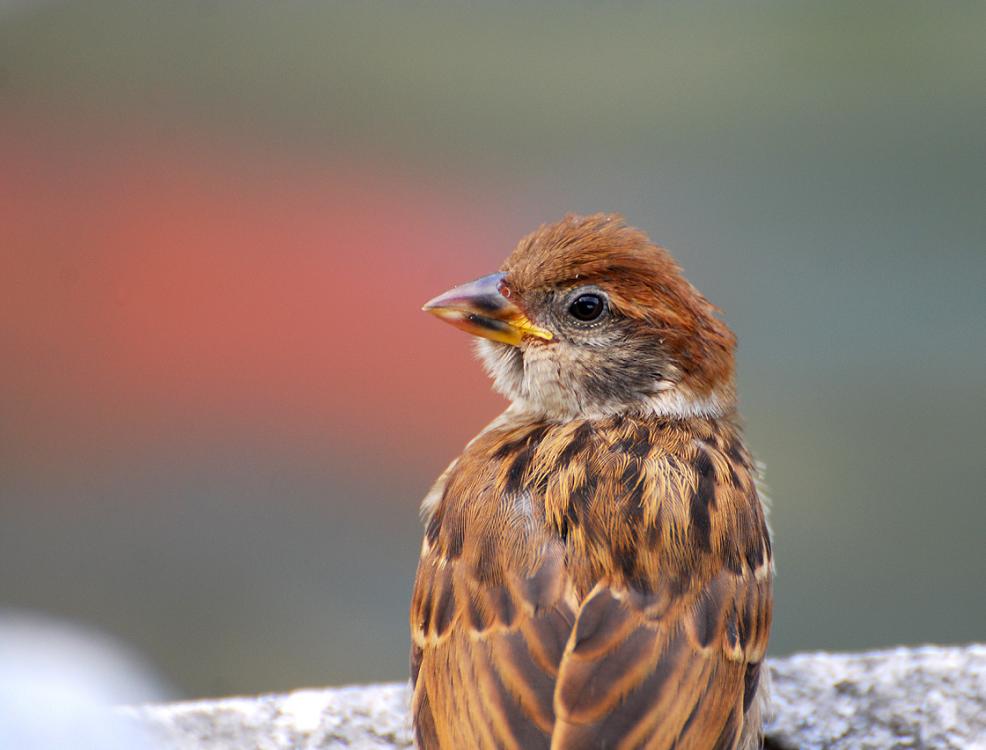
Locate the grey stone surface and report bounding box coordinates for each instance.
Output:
[121,684,413,750]
[765,644,986,750]
[120,644,985,749]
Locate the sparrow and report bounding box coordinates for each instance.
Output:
[411,214,773,750]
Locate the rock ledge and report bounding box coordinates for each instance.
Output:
[121,644,986,749]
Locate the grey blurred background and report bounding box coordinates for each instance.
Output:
[1,2,984,699]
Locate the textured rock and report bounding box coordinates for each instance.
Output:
[765,644,986,750]
[121,684,413,750]
[120,644,986,749]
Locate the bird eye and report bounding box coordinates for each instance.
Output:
[568,293,606,322]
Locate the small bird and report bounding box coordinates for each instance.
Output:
[411,214,773,749]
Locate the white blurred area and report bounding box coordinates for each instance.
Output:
[0,610,170,749]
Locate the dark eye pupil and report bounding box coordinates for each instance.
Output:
[569,294,604,321]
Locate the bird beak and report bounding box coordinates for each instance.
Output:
[422,272,554,346]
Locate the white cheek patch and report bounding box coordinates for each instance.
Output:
[475,338,526,402]
[521,346,580,417]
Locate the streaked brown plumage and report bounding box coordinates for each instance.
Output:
[412,214,773,749]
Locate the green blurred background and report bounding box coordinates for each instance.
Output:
[1,2,984,699]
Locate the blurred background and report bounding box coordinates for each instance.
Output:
[1,2,984,701]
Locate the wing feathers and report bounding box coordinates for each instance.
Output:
[552,566,769,750]
[520,608,573,675]
[568,587,637,660]
[493,629,557,731]
[412,544,572,748]
[411,415,773,749]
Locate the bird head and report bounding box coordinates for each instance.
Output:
[423,213,736,421]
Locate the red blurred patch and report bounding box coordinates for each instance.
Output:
[0,116,515,474]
